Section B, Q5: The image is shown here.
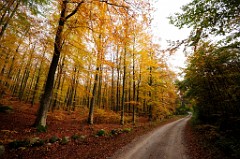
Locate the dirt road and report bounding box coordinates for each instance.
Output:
[111,116,191,159]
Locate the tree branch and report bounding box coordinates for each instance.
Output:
[65,1,84,20]
[99,0,129,8]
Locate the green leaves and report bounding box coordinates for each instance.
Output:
[179,42,240,123]
[169,0,240,47]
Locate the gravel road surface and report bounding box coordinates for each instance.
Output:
[111,116,190,159]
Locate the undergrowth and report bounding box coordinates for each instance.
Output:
[94,109,132,124]
[190,116,240,159]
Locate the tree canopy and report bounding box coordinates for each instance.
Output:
[170,0,240,47]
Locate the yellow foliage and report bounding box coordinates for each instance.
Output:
[94,109,132,124]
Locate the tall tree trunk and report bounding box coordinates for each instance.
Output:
[148,54,153,121]
[51,55,65,111]
[97,66,103,108]
[116,48,121,112]
[72,68,79,111]
[88,29,104,124]
[85,63,92,108]
[34,1,82,127]
[31,50,46,106]
[18,44,35,100]
[136,67,141,114]
[120,47,127,125]
[128,71,131,112]
[132,35,136,125]
[111,52,115,111]
[25,65,37,103]
[88,66,100,125]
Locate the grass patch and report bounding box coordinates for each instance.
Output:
[36,125,47,133]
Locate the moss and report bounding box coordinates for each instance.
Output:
[96,129,106,136]
[0,105,13,113]
[36,125,47,133]
[49,136,59,143]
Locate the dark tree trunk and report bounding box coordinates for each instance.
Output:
[34,1,67,127]
[120,47,127,125]
[132,35,136,125]
[31,50,46,106]
[34,1,82,127]
[88,66,100,125]
[148,57,153,121]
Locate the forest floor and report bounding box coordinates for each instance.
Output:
[0,97,229,159]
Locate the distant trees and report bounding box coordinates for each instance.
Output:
[180,43,240,121]
[0,0,179,127]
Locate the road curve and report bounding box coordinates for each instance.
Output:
[111,116,191,159]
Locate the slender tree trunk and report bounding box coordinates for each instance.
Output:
[59,73,66,109]
[72,68,79,111]
[136,68,141,114]
[0,53,9,86]
[132,35,136,125]
[128,71,131,112]
[25,65,37,103]
[97,66,103,108]
[111,55,115,111]
[88,29,104,124]
[148,56,153,121]
[88,66,100,125]
[18,44,35,100]
[31,50,46,106]
[85,63,92,108]
[120,47,127,125]
[116,48,121,112]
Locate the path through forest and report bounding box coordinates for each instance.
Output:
[111,116,191,159]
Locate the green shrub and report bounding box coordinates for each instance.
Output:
[110,129,122,135]
[0,105,13,113]
[31,139,44,147]
[122,128,132,133]
[0,145,4,156]
[60,136,70,145]
[9,140,30,149]
[96,129,106,136]
[71,134,80,140]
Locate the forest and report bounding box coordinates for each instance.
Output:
[0,0,178,127]
[0,0,239,158]
[172,0,240,157]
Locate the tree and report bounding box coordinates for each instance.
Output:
[34,1,83,127]
[34,0,130,127]
[170,0,240,124]
[0,0,179,127]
